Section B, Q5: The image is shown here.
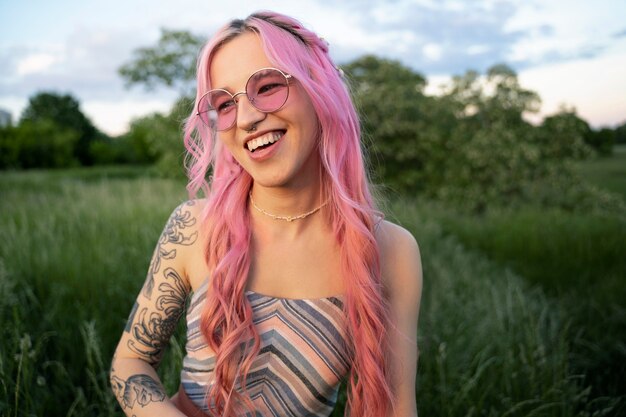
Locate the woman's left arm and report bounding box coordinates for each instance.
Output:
[378,221,423,417]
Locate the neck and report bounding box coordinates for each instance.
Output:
[248,184,329,238]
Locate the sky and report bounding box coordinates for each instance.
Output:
[1,0,625,136]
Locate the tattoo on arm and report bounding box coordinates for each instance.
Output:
[125,302,139,333]
[110,373,166,410]
[143,202,198,300]
[127,268,189,365]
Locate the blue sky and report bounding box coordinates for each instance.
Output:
[1,0,625,135]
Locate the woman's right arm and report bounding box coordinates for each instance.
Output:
[110,201,201,417]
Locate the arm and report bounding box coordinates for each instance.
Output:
[378,221,423,417]
[110,201,201,417]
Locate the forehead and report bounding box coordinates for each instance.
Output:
[209,32,274,90]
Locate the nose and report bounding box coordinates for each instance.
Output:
[235,94,266,132]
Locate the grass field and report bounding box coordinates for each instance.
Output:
[422,146,626,409]
[0,166,624,416]
[574,144,626,200]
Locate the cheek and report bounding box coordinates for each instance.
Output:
[215,135,244,166]
[217,133,237,152]
[304,111,321,147]
[291,85,318,123]
[293,97,320,141]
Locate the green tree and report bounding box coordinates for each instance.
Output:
[120,97,190,176]
[89,136,135,165]
[343,55,440,192]
[343,57,549,207]
[20,92,99,165]
[0,120,79,168]
[343,57,602,211]
[117,29,203,177]
[445,63,541,129]
[118,29,205,96]
[585,127,615,155]
[538,108,593,159]
[614,121,626,145]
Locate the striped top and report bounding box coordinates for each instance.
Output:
[181,279,351,416]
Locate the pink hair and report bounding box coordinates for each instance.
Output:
[183,11,393,416]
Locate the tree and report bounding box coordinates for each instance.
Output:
[117,30,204,175]
[614,121,626,145]
[445,63,541,129]
[0,120,79,169]
[539,108,593,159]
[585,128,615,155]
[342,57,600,211]
[118,29,205,96]
[120,97,190,176]
[20,92,99,165]
[343,55,438,192]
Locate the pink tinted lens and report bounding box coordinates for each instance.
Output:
[197,94,212,126]
[207,90,237,130]
[246,69,289,112]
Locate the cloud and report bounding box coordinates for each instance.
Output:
[0,26,165,99]
[16,53,58,76]
[313,0,626,77]
[0,24,179,133]
[504,1,626,66]
[2,0,626,133]
[323,0,527,75]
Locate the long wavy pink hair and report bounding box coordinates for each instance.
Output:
[183,11,393,416]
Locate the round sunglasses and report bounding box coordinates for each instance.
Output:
[196,67,293,131]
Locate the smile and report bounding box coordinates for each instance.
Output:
[246,131,284,152]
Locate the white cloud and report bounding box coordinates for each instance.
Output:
[2,0,626,134]
[423,43,443,61]
[505,1,626,63]
[16,53,58,76]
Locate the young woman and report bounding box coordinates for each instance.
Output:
[110,11,422,417]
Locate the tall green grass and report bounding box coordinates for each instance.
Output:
[426,203,626,412]
[388,201,622,417]
[1,168,622,416]
[0,168,187,416]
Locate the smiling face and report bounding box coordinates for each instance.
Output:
[209,31,321,190]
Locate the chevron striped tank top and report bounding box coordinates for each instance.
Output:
[181,279,350,416]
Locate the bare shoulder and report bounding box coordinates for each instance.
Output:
[173,198,207,222]
[376,220,419,251]
[162,199,206,248]
[376,220,423,306]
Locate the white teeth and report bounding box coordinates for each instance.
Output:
[246,131,283,152]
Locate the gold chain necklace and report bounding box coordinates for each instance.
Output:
[249,192,328,222]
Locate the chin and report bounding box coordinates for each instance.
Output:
[251,175,292,188]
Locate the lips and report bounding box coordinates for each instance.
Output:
[245,130,285,152]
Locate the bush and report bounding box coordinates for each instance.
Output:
[20,91,99,165]
[119,98,190,177]
[0,120,79,169]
